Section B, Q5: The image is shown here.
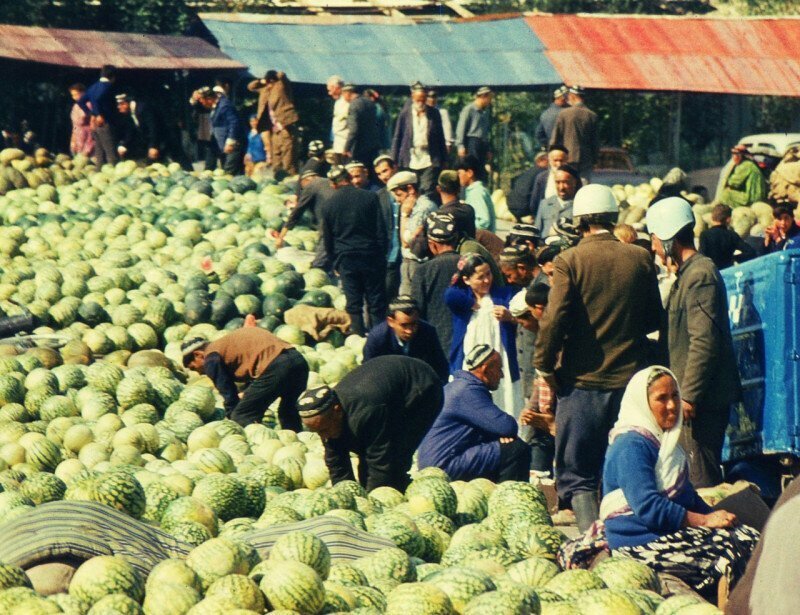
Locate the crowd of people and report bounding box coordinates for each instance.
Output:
[60,64,800,606]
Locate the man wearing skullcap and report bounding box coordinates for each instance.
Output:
[301,140,329,177]
[363,296,448,384]
[506,223,543,253]
[298,356,443,491]
[411,213,462,353]
[320,163,387,335]
[499,245,538,289]
[418,346,531,482]
[718,144,767,209]
[529,143,569,221]
[535,163,581,238]
[536,85,569,150]
[455,86,493,170]
[550,86,599,183]
[345,161,370,190]
[181,328,309,430]
[391,82,447,195]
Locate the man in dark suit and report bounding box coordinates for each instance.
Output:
[535,86,569,149]
[507,150,549,222]
[320,165,387,335]
[78,64,118,166]
[363,296,448,384]
[343,85,381,167]
[298,356,444,492]
[550,86,599,183]
[391,83,447,195]
[114,94,162,163]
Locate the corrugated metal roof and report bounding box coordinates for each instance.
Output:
[0,24,245,71]
[525,14,800,97]
[202,16,561,86]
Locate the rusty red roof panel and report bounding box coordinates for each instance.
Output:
[0,24,245,70]
[525,14,800,97]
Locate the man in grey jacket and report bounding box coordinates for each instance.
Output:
[647,197,741,488]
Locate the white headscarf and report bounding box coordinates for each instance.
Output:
[600,366,688,521]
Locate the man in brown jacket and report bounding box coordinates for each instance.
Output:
[533,184,663,531]
[182,328,309,430]
[550,86,599,183]
[247,70,300,175]
[647,197,741,488]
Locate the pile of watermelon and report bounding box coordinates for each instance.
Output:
[0,154,722,614]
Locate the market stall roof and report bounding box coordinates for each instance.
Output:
[526,14,800,97]
[0,24,245,71]
[202,12,800,96]
[201,14,561,87]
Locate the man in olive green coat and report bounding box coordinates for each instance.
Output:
[647,197,741,489]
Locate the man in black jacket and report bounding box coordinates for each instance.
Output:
[321,165,387,335]
[115,94,162,163]
[363,295,449,384]
[507,150,549,222]
[298,356,444,492]
[276,169,335,250]
[411,212,462,354]
[343,85,381,166]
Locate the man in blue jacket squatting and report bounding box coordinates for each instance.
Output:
[417,343,531,481]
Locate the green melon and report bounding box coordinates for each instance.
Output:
[268,530,331,578]
[68,556,144,606]
[386,582,455,615]
[257,560,325,614]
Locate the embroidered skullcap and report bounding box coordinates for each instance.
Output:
[389,295,418,314]
[427,213,458,244]
[298,386,338,418]
[181,337,207,357]
[464,344,495,371]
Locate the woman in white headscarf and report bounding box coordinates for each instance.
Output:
[601,366,759,594]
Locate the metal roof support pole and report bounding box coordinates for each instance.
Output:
[671,92,683,168]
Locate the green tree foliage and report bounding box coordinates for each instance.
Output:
[0,0,190,35]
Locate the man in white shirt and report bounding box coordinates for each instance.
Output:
[327,75,349,164]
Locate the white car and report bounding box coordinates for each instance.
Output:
[737,133,800,158]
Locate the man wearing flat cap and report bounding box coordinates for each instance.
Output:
[343,85,381,166]
[536,85,569,150]
[298,356,443,491]
[455,87,493,170]
[550,86,598,183]
[387,170,437,295]
[363,295,449,384]
[418,345,531,482]
[391,82,447,195]
[181,328,309,430]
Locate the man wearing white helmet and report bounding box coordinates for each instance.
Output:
[647,197,740,488]
[534,183,663,532]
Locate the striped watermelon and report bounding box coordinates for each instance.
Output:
[425,567,496,613]
[269,531,331,578]
[258,560,325,614]
[192,474,246,521]
[505,557,560,588]
[142,583,201,615]
[205,574,265,612]
[0,564,31,591]
[161,497,219,537]
[68,556,144,606]
[387,582,455,615]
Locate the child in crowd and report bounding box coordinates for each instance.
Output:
[244,115,268,176]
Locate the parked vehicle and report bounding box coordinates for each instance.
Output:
[591,147,651,186]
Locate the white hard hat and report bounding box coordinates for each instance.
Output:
[572,184,618,218]
[646,197,695,240]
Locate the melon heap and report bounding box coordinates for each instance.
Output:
[0,152,721,614]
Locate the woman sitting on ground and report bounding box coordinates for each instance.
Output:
[601,366,759,595]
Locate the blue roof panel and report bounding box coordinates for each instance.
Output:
[202,18,560,87]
